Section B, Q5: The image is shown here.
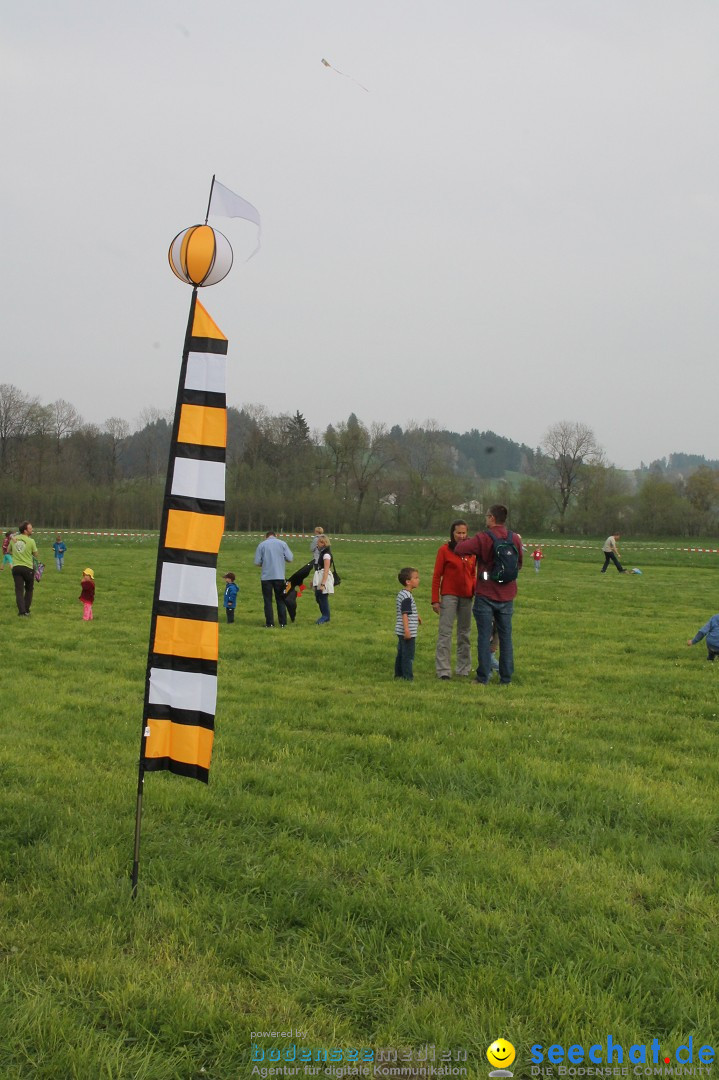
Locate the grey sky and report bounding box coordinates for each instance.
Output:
[2,1,717,470]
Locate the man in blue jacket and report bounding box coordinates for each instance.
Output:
[254,531,293,627]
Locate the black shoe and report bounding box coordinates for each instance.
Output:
[439,675,450,681]
[472,677,488,685]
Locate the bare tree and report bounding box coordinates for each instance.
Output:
[135,406,172,432]
[50,399,82,446]
[0,383,37,470]
[26,403,54,484]
[104,416,131,486]
[540,421,605,531]
[48,399,82,480]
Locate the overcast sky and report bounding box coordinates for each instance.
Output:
[2,1,718,469]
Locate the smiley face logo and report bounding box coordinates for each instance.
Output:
[487,1039,516,1072]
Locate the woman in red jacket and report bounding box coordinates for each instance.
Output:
[431,520,477,679]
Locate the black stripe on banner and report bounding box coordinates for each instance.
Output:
[174,443,226,464]
[144,757,209,783]
[155,600,218,623]
[189,336,228,355]
[150,653,218,677]
[181,388,226,409]
[165,494,225,517]
[145,703,215,729]
[161,548,219,569]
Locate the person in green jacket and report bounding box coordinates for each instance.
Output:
[10,521,39,616]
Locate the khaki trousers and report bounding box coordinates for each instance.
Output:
[435,594,473,677]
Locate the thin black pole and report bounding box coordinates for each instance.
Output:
[131,287,199,898]
[130,763,144,899]
[204,174,216,225]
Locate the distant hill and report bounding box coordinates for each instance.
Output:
[444,428,536,479]
[638,453,719,474]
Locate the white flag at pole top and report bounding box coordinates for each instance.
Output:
[209,179,261,259]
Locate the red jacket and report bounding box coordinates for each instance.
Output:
[454,526,522,601]
[79,579,95,604]
[431,544,476,605]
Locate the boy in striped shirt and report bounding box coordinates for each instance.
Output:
[395,567,421,681]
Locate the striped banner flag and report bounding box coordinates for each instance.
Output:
[141,294,227,783]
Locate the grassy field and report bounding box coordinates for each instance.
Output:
[1,531,718,1079]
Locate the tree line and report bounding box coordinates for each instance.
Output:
[1,384,718,537]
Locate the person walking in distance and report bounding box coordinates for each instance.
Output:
[53,534,67,571]
[601,533,626,574]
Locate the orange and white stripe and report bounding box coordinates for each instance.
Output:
[142,297,228,783]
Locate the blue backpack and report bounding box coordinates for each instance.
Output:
[486,529,519,584]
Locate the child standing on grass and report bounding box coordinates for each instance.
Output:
[1,531,13,571]
[222,572,239,623]
[532,547,543,573]
[687,614,719,661]
[79,568,95,621]
[395,567,421,681]
[53,534,67,571]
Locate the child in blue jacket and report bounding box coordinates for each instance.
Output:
[687,614,719,661]
[223,572,239,623]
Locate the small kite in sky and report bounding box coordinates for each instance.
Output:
[321,58,369,92]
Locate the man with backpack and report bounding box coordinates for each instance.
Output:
[453,504,522,685]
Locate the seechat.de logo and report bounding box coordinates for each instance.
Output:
[487,1038,516,1077]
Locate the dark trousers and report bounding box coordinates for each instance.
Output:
[225,608,235,623]
[601,551,624,573]
[473,596,514,683]
[314,589,330,621]
[395,635,416,680]
[13,565,34,614]
[285,588,297,623]
[261,579,288,626]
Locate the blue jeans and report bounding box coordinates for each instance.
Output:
[395,635,416,680]
[473,596,514,683]
[314,588,330,621]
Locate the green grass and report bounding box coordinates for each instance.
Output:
[1,533,719,1078]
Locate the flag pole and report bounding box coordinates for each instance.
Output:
[131,287,199,898]
[204,174,216,225]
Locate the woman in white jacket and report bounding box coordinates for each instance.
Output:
[312,534,334,625]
